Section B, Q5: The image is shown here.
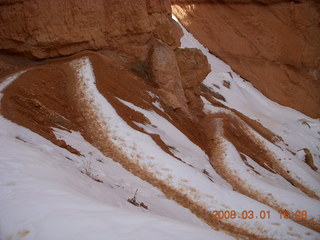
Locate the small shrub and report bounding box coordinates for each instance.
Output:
[80,159,103,183]
[213,84,220,89]
[301,120,311,128]
[127,189,139,206]
[202,169,209,175]
[15,136,27,142]
[200,84,226,102]
[168,145,178,152]
[96,158,103,163]
[202,169,214,182]
[223,80,231,89]
[127,189,149,209]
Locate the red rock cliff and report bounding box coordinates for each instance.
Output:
[172,0,320,118]
[0,0,212,117]
[0,0,181,60]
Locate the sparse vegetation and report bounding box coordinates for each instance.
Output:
[168,145,178,152]
[202,169,209,175]
[200,84,226,102]
[15,136,27,142]
[202,169,215,182]
[223,80,231,89]
[80,159,103,183]
[127,189,148,209]
[213,84,220,89]
[96,158,103,163]
[127,189,139,206]
[301,120,311,128]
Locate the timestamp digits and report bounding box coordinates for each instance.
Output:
[212,210,308,220]
[279,210,308,220]
[212,210,271,220]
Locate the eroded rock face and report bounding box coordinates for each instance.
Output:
[175,48,210,88]
[0,0,213,119]
[149,44,210,115]
[172,0,320,118]
[0,0,180,60]
[150,42,189,113]
[175,48,211,112]
[149,0,184,49]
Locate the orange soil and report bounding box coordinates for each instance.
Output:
[1,51,319,238]
[202,115,320,232]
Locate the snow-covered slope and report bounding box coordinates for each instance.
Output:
[173,16,320,171]
[0,16,319,240]
[0,116,233,240]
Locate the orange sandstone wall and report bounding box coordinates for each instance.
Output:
[0,0,181,60]
[172,0,320,118]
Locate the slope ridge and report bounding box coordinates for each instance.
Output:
[0,16,319,240]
